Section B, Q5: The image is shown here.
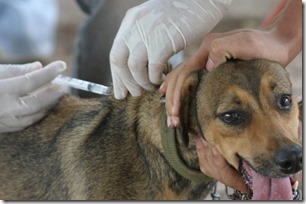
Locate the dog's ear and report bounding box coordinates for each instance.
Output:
[178,71,203,146]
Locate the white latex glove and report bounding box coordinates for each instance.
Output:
[0,61,67,133]
[110,0,232,99]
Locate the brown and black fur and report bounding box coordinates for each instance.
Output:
[0,59,302,200]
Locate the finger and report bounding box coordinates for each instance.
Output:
[211,146,248,193]
[196,137,226,179]
[163,71,180,128]
[0,61,43,79]
[195,137,213,177]
[111,66,129,100]
[122,19,155,91]
[148,51,173,85]
[0,61,66,95]
[165,68,194,127]
[12,83,67,117]
[205,57,216,72]
[171,69,190,117]
[203,142,218,177]
[213,153,248,192]
[220,167,249,193]
[164,53,208,127]
[110,40,142,99]
[206,38,233,71]
[0,111,45,133]
[148,63,168,85]
[159,82,167,94]
[206,32,261,71]
[109,43,129,99]
[113,63,143,98]
[128,44,155,91]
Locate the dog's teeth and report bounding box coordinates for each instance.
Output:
[241,167,252,188]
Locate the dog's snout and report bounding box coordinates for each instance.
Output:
[275,145,302,174]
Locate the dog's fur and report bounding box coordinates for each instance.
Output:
[0,59,302,200]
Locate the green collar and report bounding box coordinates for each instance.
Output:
[160,106,213,183]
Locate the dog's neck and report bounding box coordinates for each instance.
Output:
[132,86,209,182]
[160,106,212,182]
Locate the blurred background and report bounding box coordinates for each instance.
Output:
[0,0,301,98]
[0,0,302,200]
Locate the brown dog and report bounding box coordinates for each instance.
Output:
[0,59,302,200]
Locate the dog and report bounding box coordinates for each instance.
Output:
[0,59,302,200]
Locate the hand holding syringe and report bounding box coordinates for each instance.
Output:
[52,75,111,95]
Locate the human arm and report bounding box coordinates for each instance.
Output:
[205,0,302,71]
[109,0,232,99]
[0,61,67,133]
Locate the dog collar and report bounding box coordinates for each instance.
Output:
[160,106,213,183]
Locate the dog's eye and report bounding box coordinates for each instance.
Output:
[278,94,292,110]
[219,111,244,125]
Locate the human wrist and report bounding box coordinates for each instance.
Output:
[269,27,301,66]
[265,0,302,66]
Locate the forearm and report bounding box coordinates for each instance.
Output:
[269,0,302,64]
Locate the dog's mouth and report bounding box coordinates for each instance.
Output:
[239,158,293,200]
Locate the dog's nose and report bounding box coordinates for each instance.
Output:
[275,145,302,174]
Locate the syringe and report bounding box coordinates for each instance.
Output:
[52,75,111,95]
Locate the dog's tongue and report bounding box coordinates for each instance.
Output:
[243,162,293,200]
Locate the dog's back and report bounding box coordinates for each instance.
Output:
[0,92,212,200]
[0,97,105,199]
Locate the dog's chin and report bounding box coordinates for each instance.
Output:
[238,157,293,200]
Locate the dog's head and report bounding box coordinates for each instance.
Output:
[180,59,302,200]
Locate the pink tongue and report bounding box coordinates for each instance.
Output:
[244,162,293,200]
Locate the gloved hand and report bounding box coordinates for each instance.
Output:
[110,0,232,99]
[0,61,67,133]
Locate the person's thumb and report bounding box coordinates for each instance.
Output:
[205,39,232,72]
